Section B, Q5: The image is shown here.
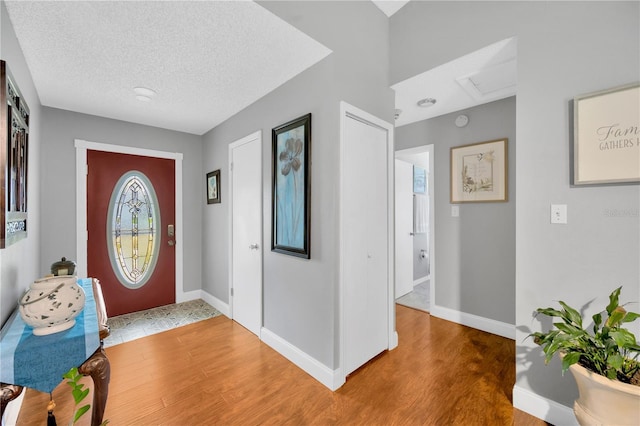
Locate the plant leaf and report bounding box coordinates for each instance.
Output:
[72,388,90,404]
[73,405,91,423]
[562,352,581,371]
[608,353,623,370]
[610,329,637,348]
[553,322,574,334]
[592,312,602,333]
[622,311,640,323]
[607,308,626,328]
[559,301,582,327]
[606,287,622,316]
[536,307,564,318]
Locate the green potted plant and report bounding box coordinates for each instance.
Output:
[530,286,640,425]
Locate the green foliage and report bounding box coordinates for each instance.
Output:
[62,367,91,425]
[530,286,640,385]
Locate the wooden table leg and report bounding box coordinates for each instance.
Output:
[78,345,110,426]
[0,383,23,418]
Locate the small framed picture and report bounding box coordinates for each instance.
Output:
[206,169,221,204]
[450,138,508,203]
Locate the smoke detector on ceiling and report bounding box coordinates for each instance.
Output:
[455,114,469,128]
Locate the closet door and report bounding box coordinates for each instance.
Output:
[342,113,389,376]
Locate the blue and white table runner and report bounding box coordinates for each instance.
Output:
[0,278,100,393]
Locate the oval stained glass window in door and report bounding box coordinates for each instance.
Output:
[106,171,160,289]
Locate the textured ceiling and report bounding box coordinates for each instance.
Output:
[4,1,332,135]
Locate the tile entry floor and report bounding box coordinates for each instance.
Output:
[103,299,222,347]
[395,279,430,312]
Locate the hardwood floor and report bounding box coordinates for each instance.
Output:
[16,305,549,425]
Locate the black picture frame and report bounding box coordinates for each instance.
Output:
[206,169,221,204]
[1,60,29,249]
[271,113,311,258]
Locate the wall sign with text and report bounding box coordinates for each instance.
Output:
[572,83,639,186]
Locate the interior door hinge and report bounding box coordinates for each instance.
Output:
[230,162,233,172]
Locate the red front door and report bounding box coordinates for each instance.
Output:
[87,150,175,316]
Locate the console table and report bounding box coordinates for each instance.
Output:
[0,278,110,426]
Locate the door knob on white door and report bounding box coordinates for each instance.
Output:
[249,244,259,250]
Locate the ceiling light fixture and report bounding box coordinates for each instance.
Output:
[417,97,437,108]
[133,87,157,102]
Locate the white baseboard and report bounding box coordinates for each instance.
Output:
[176,289,200,303]
[513,385,577,425]
[390,330,399,350]
[413,275,429,286]
[176,289,231,318]
[429,304,515,340]
[1,388,24,426]
[200,290,230,318]
[260,327,343,391]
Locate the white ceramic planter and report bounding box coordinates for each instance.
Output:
[569,362,640,426]
[18,276,85,335]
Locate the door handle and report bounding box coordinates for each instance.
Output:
[249,244,259,250]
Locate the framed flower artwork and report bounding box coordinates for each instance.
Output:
[450,138,508,203]
[271,113,311,258]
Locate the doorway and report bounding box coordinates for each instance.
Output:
[229,131,263,336]
[75,139,184,312]
[87,150,175,316]
[339,102,397,380]
[394,145,434,313]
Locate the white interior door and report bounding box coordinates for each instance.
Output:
[342,112,390,376]
[395,159,413,298]
[230,131,262,336]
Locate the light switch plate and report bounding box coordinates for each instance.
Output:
[451,205,460,217]
[551,204,567,224]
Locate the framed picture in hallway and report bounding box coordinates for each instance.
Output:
[572,83,640,186]
[271,113,311,258]
[1,60,30,248]
[206,169,221,204]
[450,138,508,203]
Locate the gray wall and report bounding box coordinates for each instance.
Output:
[39,107,203,295]
[0,2,42,325]
[202,0,393,369]
[396,97,516,325]
[392,0,639,409]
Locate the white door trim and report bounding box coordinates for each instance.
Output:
[228,130,263,333]
[74,139,185,301]
[395,144,435,310]
[338,101,397,385]
[394,158,414,298]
